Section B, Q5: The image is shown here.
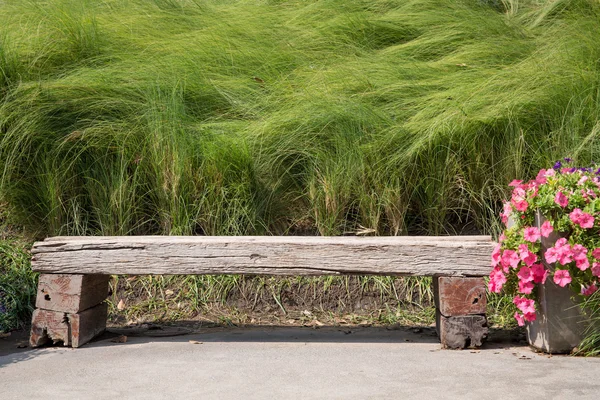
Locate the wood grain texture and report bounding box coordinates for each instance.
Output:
[31,236,494,277]
[36,274,110,313]
[434,277,486,316]
[436,311,488,349]
[29,304,108,348]
[30,309,70,347]
[69,303,108,348]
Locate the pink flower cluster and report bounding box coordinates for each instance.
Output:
[493,163,600,326]
[511,187,528,213]
[545,238,590,272]
[513,296,536,326]
[591,249,600,278]
[569,208,595,229]
[500,171,555,223]
[555,191,568,208]
[488,225,549,294]
[540,221,553,237]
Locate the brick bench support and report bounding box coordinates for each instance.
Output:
[29,236,494,348]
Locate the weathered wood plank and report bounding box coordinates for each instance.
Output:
[31,236,494,277]
[433,277,486,316]
[29,304,107,348]
[36,274,110,313]
[69,303,108,348]
[30,309,70,347]
[436,312,488,349]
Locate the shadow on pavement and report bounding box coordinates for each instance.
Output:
[0,330,41,369]
[0,323,526,368]
[89,323,524,349]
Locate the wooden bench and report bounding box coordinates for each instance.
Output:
[29,236,494,349]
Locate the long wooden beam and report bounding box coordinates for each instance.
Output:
[31,236,494,277]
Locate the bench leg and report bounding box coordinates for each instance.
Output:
[30,274,109,348]
[434,276,488,349]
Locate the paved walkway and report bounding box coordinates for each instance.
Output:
[1,326,599,399]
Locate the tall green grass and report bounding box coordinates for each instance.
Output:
[578,292,600,356]
[1,0,599,237]
[0,239,36,332]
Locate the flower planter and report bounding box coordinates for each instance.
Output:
[493,162,600,354]
[525,212,588,353]
[525,278,586,353]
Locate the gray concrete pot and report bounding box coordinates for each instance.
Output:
[525,211,588,353]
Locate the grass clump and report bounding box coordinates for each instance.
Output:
[577,292,600,356]
[0,239,36,333]
[1,0,600,237]
[107,274,436,327]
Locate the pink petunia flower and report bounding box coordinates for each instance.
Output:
[523,227,541,243]
[592,262,600,277]
[558,249,573,265]
[553,269,572,287]
[555,191,568,208]
[592,248,600,259]
[523,312,537,322]
[555,238,568,247]
[518,280,534,294]
[488,268,507,293]
[576,257,590,271]
[512,199,528,212]
[571,244,589,270]
[535,169,548,185]
[581,284,598,296]
[513,296,536,315]
[491,243,502,267]
[579,213,594,229]
[570,208,595,229]
[571,244,587,258]
[522,251,538,267]
[555,240,573,265]
[569,208,583,224]
[501,202,512,225]
[586,188,597,199]
[544,247,558,264]
[509,180,523,187]
[512,187,526,200]
[540,221,553,238]
[517,266,533,282]
[531,263,548,284]
[514,312,525,327]
[578,176,589,186]
[501,250,520,270]
[529,185,539,198]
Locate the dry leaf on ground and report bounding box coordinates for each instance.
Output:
[111,335,128,343]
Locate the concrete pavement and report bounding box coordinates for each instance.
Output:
[1,326,599,399]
